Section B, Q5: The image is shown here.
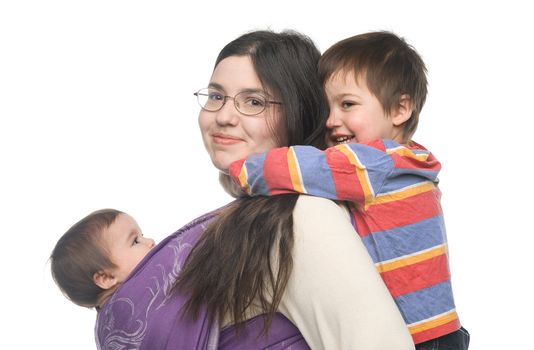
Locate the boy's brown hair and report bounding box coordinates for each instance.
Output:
[50,209,122,308]
[319,31,428,141]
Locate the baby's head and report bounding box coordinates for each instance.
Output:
[319,31,428,145]
[50,209,155,308]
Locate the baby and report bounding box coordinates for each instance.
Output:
[51,209,155,308]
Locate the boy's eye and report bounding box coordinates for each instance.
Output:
[341,101,356,109]
[133,236,141,245]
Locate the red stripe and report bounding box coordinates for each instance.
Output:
[362,139,387,151]
[363,189,442,233]
[391,152,441,172]
[380,254,451,297]
[229,159,245,180]
[412,319,461,344]
[263,148,294,195]
[352,211,370,237]
[325,147,365,203]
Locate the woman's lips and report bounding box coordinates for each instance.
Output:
[212,133,243,145]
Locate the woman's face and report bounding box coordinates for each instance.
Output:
[198,55,280,172]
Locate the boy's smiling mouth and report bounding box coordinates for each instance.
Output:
[331,134,356,145]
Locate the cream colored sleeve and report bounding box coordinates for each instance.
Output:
[278,196,414,350]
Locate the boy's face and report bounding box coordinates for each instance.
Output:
[103,214,155,282]
[324,72,404,146]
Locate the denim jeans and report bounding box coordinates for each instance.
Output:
[415,327,470,350]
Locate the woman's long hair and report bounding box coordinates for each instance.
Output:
[176,30,328,330]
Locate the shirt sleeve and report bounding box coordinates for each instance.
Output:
[277,196,415,350]
[228,142,394,206]
[229,140,440,208]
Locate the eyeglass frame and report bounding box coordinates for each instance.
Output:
[194,87,282,116]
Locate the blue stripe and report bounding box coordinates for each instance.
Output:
[345,144,392,193]
[293,146,338,199]
[390,166,439,183]
[362,215,446,262]
[383,139,429,156]
[395,280,456,324]
[382,139,438,182]
[411,148,429,156]
[383,139,402,150]
[379,174,432,194]
[245,153,269,195]
[385,139,429,156]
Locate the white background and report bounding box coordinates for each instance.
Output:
[1,1,532,349]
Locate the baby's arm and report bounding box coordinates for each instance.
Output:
[229,140,440,206]
[278,196,414,350]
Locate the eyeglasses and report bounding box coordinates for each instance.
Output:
[194,88,282,116]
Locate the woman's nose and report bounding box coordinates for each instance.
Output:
[215,99,240,126]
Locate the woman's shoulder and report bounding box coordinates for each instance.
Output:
[292,196,355,243]
[294,195,351,222]
[170,204,230,238]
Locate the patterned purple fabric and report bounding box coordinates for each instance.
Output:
[95,208,310,350]
[219,314,309,350]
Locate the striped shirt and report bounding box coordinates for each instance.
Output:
[229,139,461,344]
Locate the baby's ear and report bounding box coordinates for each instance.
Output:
[391,94,414,126]
[93,270,118,290]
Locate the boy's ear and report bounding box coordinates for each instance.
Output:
[391,94,413,126]
[93,270,118,290]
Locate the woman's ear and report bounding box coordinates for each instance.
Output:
[93,270,118,290]
[391,94,413,127]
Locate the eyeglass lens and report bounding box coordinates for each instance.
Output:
[196,88,268,115]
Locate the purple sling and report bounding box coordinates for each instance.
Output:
[95,209,310,350]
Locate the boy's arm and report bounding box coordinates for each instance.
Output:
[229,140,441,206]
[229,140,396,206]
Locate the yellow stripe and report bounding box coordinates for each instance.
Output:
[238,164,252,195]
[371,181,435,206]
[387,146,429,161]
[288,148,306,193]
[376,244,447,273]
[335,144,374,206]
[409,310,458,334]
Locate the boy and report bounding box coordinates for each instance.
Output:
[51,209,155,308]
[229,32,469,348]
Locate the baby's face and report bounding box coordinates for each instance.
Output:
[103,213,155,282]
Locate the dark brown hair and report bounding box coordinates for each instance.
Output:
[50,209,122,308]
[319,31,428,141]
[176,30,327,330]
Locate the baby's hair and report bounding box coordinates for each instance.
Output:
[50,209,123,308]
[319,31,428,141]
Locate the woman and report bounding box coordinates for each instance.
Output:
[95,30,413,349]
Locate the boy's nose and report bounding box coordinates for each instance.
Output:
[326,110,341,129]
